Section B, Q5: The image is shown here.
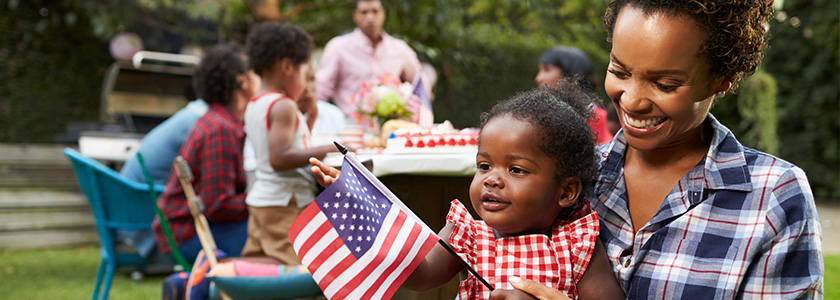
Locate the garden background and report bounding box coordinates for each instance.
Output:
[0,0,837,201]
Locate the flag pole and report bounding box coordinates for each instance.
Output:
[332,141,494,291]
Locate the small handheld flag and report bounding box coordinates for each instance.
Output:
[290,142,493,299]
[290,145,438,299]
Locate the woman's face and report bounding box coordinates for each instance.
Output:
[605,5,730,152]
[535,64,564,88]
[470,115,570,237]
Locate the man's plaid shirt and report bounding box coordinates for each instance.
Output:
[153,104,248,253]
[591,114,823,299]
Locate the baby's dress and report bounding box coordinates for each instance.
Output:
[446,200,599,300]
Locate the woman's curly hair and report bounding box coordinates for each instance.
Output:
[479,76,599,202]
[604,0,774,90]
[193,42,247,105]
[246,22,313,76]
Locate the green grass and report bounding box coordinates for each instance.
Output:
[0,246,838,299]
[0,246,163,300]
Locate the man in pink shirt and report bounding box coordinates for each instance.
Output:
[315,0,423,116]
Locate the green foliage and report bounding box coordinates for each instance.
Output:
[3,0,836,201]
[717,69,780,156]
[763,0,839,201]
[1,1,110,143]
[284,0,610,128]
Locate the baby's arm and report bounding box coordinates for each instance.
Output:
[267,100,336,171]
[402,223,464,290]
[575,239,623,299]
[309,157,340,187]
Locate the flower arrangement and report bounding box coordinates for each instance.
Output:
[348,73,416,133]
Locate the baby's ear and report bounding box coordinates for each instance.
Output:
[556,177,581,208]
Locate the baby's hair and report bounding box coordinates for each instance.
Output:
[193,42,247,106]
[479,76,599,202]
[246,22,313,77]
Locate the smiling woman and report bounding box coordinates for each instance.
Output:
[501,0,824,299]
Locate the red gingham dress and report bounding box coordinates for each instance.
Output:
[446,199,599,300]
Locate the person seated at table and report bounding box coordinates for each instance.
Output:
[242,22,351,265]
[301,62,346,136]
[310,78,624,299]
[152,42,258,263]
[536,46,612,145]
[120,99,209,185]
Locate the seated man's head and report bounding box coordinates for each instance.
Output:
[354,0,386,41]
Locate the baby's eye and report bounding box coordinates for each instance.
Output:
[476,163,490,171]
[510,167,527,175]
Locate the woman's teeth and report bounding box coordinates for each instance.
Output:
[626,116,664,128]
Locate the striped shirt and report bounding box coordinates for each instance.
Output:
[591,114,823,299]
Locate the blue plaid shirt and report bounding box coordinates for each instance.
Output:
[591,114,823,299]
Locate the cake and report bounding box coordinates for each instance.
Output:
[383,123,478,154]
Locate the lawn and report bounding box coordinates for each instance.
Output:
[1,246,837,299]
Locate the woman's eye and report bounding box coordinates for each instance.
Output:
[654,82,680,92]
[608,69,628,79]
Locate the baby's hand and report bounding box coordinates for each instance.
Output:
[309,157,341,187]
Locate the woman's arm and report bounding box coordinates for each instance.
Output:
[576,239,624,299]
[402,223,464,290]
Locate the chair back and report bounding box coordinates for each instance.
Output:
[63,148,163,263]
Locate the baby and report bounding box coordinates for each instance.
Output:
[310,78,623,299]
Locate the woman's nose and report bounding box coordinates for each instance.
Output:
[619,80,651,112]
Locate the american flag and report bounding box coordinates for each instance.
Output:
[289,154,439,300]
[407,77,434,126]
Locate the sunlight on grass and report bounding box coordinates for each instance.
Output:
[0,246,162,300]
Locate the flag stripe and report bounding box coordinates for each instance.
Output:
[296,220,333,260]
[381,230,438,298]
[361,218,425,299]
[307,238,345,277]
[289,204,320,243]
[325,208,407,299]
[289,155,440,300]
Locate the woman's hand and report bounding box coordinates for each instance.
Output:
[309,157,341,187]
[489,276,571,300]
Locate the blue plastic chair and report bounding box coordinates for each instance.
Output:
[63,148,166,300]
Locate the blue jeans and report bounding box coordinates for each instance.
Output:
[176,219,248,263]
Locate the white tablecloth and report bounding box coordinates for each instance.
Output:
[322,151,477,177]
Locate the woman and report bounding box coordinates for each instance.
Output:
[493,0,823,299]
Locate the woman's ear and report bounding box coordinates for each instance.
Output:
[556,177,582,208]
[714,75,735,94]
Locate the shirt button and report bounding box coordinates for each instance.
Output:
[623,259,631,268]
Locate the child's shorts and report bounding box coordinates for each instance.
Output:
[240,197,303,264]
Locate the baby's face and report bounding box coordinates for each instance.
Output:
[469,115,567,237]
